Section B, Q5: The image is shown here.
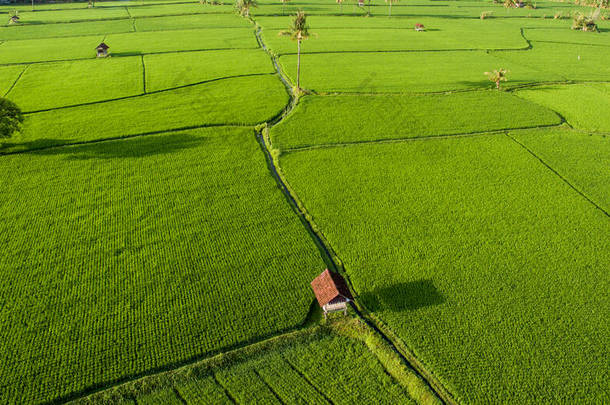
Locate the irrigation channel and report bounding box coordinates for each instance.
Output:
[251,19,457,405]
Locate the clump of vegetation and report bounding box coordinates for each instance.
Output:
[279,11,311,92]
[7,10,19,24]
[572,9,601,31]
[201,0,224,4]
[485,68,509,90]
[480,10,494,19]
[575,0,608,8]
[234,0,257,17]
[0,98,23,138]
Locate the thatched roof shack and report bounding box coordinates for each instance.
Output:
[311,269,353,318]
[96,42,109,57]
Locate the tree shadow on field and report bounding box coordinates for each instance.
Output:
[1,132,207,160]
[360,279,445,312]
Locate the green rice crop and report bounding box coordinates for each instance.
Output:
[278,50,560,92]
[0,127,324,404]
[135,13,250,31]
[280,134,610,403]
[14,6,130,23]
[0,64,24,95]
[524,27,610,47]
[0,35,103,65]
[492,42,610,81]
[126,3,232,17]
[0,19,134,41]
[261,20,528,55]
[7,57,143,111]
[511,127,610,211]
[516,83,610,132]
[176,377,233,404]
[144,49,274,92]
[105,28,259,55]
[4,75,287,152]
[271,92,560,149]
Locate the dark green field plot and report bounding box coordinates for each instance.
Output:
[512,127,610,212]
[11,6,129,23]
[4,75,287,152]
[105,28,259,55]
[0,127,324,404]
[135,13,251,31]
[517,84,610,133]
[280,134,610,403]
[144,49,273,92]
[0,35,103,65]
[279,50,559,92]
[271,91,560,149]
[0,19,134,41]
[7,57,143,111]
[262,19,527,54]
[0,64,25,95]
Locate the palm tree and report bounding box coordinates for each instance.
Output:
[235,0,257,17]
[385,0,398,16]
[281,0,290,15]
[485,69,509,90]
[279,11,311,91]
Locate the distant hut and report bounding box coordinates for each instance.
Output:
[9,15,19,24]
[96,42,109,58]
[311,269,353,319]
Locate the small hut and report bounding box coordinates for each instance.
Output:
[96,42,109,58]
[311,269,353,319]
[9,15,20,24]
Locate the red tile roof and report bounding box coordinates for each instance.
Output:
[311,269,353,307]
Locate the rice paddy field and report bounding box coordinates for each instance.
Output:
[0,0,608,403]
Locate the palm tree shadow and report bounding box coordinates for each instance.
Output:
[1,132,207,160]
[360,279,445,312]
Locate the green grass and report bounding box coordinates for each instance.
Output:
[0,35,103,65]
[511,127,610,212]
[0,126,325,404]
[13,6,130,23]
[144,49,274,92]
[516,83,610,132]
[271,91,561,149]
[280,134,610,403]
[105,28,259,55]
[0,64,25,95]
[0,19,134,41]
[262,20,528,55]
[278,50,561,92]
[3,75,287,152]
[126,3,232,17]
[7,57,143,112]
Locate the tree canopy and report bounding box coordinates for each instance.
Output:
[0,98,24,138]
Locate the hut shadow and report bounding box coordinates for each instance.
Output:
[0,132,206,160]
[360,279,445,312]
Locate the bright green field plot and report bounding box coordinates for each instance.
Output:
[0,127,324,404]
[3,75,287,152]
[524,27,610,47]
[7,57,143,112]
[106,28,259,55]
[512,127,610,212]
[261,20,527,54]
[0,64,24,95]
[0,35,103,64]
[12,6,130,23]
[279,50,559,92]
[517,83,610,132]
[135,13,250,31]
[0,19,134,40]
[281,134,610,403]
[144,49,273,92]
[271,92,560,148]
[492,42,610,81]
[127,2,233,17]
